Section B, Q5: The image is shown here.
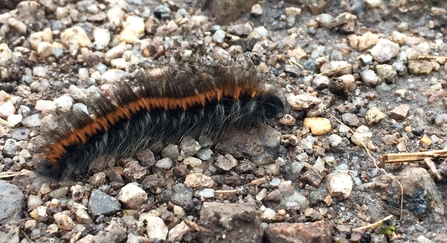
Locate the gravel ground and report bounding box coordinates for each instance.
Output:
[1,0,447,242]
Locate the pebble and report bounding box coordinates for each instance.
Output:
[54,95,73,112]
[61,26,92,50]
[408,60,433,74]
[88,172,107,186]
[48,187,69,199]
[93,27,111,48]
[179,136,201,157]
[312,75,329,90]
[212,29,226,43]
[161,144,180,159]
[316,13,334,28]
[22,114,41,127]
[251,4,263,16]
[303,117,331,135]
[27,195,43,210]
[341,113,359,127]
[365,107,386,124]
[375,64,397,83]
[434,113,447,126]
[360,69,380,86]
[143,216,168,240]
[168,221,190,242]
[74,205,93,224]
[281,191,309,211]
[0,43,13,66]
[183,157,202,167]
[198,188,215,199]
[262,208,276,220]
[227,24,252,37]
[117,183,147,209]
[326,171,353,200]
[53,212,75,231]
[328,134,342,147]
[265,221,332,242]
[366,0,382,8]
[196,148,213,160]
[216,154,238,171]
[105,43,126,62]
[200,202,262,242]
[351,125,373,147]
[348,32,379,51]
[119,16,145,43]
[0,101,15,119]
[88,189,121,217]
[248,26,268,39]
[370,38,400,63]
[286,94,321,110]
[156,158,173,169]
[0,181,24,224]
[390,104,410,120]
[184,172,215,189]
[29,206,47,221]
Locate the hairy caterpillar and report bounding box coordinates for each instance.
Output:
[36,68,284,179]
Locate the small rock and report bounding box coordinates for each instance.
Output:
[341,113,360,127]
[251,4,263,16]
[198,188,215,199]
[390,104,410,120]
[408,60,433,75]
[286,94,321,111]
[0,101,16,119]
[88,189,121,217]
[196,148,213,160]
[348,32,379,51]
[248,26,268,39]
[74,205,93,224]
[199,202,262,242]
[88,172,107,186]
[117,183,147,209]
[326,171,353,200]
[212,29,226,43]
[155,158,173,169]
[183,157,202,167]
[179,136,201,157]
[312,75,330,90]
[142,216,168,240]
[262,208,276,220]
[216,154,238,171]
[0,43,13,66]
[351,125,373,147]
[376,64,397,83]
[370,38,400,63]
[360,69,380,86]
[265,221,332,243]
[365,107,386,125]
[48,187,69,199]
[61,26,92,50]
[0,181,24,224]
[162,144,180,160]
[303,117,331,135]
[168,221,190,242]
[184,173,214,189]
[53,212,75,231]
[119,16,145,43]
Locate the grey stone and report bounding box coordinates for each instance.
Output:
[0,181,24,224]
[88,189,121,217]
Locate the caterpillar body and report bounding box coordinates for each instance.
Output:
[36,68,284,179]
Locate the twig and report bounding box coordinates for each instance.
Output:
[382,149,447,163]
[353,215,394,231]
[325,111,404,221]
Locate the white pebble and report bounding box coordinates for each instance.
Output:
[156,158,173,169]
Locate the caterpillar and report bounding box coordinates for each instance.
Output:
[35,67,284,180]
